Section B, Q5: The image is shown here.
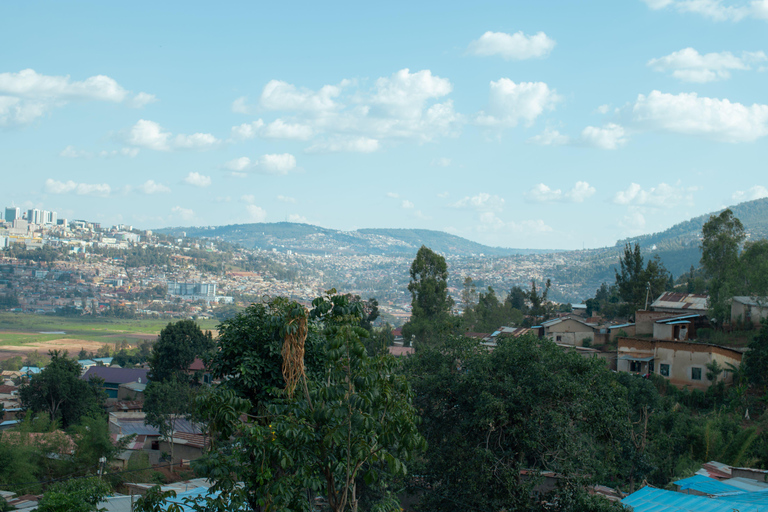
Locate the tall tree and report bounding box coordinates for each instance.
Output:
[402,246,455,346]
[144,376,194,472]
[615,244,670,317]
[193,292,425,512]
[404,334,627,511]
[19,351,104,429]
[701,209,745,325]
[148,320,214,384]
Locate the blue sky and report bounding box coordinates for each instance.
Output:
[1,0,767,250]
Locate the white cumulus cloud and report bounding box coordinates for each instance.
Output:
[648,47,767,82]
[527,181,596,202]
[288,214,307,223]
[632,90,768,143]
[467,31,556,60]
[246,205,267,222]
[580,123,628,149]
[184,172,212,187]
[260,79,344,113]
[306,136,380,153]
[172,206,194,221]
[476,79,561,128]
[451,192,505,212]
[138,180,170,194]
[45,179,111,197]
[732,185,768,202]
[528,128,570,146]
[401,200,415,209]
[224,154,297,174]
[613,182,696,208]
[277,195,296,203]
[641,0,768,22]
[0,69,154,126]
[371,68,452,118]
[259,153,297,174]
[127,120,220,151]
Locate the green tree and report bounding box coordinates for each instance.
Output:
[461,276,478,314]
[148,320,214,384]
[144,376,194,472]
[701,209,745,326]
[738,240,768,303]
[19,351,105,429]
[615,244,671,317]
[194,292,425,512]
[742,321,768,392]
[36,476,111,512]
[404,334,627,511]
[402,246,455,346]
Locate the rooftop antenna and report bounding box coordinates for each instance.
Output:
[644,282,651,310]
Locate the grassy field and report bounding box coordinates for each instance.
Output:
[0,313,219,359]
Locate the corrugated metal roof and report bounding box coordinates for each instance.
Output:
[657,314,702,324]
[733,296,768,307]
[674,475,742,495]
[82,366,149,384]
[622,486,763,512]
[712,489,768,505]
[608,323,635,330]
[618,355,654,361]
[651,292,709,311]
[724,477,768,492]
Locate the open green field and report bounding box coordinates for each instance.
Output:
[0,313,219,359]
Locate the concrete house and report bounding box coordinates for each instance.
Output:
[82,366,149,399]
[538,317,598,347]
[617,337,742,389]
[649,292,709,315]
[731,296,768,328]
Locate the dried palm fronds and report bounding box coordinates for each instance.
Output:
[282,311,308,397]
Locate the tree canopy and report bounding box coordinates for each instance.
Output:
[193,293,425,512]
[19,351,104,429]
[402,246,455,346]
[148,320,214,384]
[701,209,746,325]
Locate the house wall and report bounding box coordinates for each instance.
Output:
[636,310,676,335]
[653,323,676,341]
[158,441,204,464]
[732,301,768,328]
[545,319,595,347]
[617,337,742,390]
[608,325,636,342]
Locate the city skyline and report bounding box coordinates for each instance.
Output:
[1,1,767,250]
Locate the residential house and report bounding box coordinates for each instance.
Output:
[649,292,709,315]
[617,337,742,389]
[82,366,149,399]
[731,296,768,328]
[623,461,768,511]
[653,314,709,341]
[537,317,598,347]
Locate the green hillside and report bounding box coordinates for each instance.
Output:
[159,223,551,257]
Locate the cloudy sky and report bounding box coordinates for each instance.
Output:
[1,1,767,250]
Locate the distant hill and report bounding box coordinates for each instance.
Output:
[157,223,552,257]
[616,197,768,276]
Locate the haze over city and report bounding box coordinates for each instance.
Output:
[2,0,767,249]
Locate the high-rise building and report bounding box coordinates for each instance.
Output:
[4,207,20,223]
[27,209,43,225]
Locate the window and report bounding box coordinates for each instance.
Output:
[649,361,655,373]
[556,335,562,342]
[691,367,702,380]
[660,364,670,377]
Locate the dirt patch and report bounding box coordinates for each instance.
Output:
[0,339,114,360]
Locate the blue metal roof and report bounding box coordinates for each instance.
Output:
[657,314,702,324]
[608,323,635,330]
[674,475,742,495]
[711,488,768,505]
[666,320,693,325]
[622,486,763,512]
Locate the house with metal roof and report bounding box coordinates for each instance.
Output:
[538,317,598,347]
[650,292,709,315]
[82,366,149,399]
[731,296,768,328]
[617,337,742,389]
